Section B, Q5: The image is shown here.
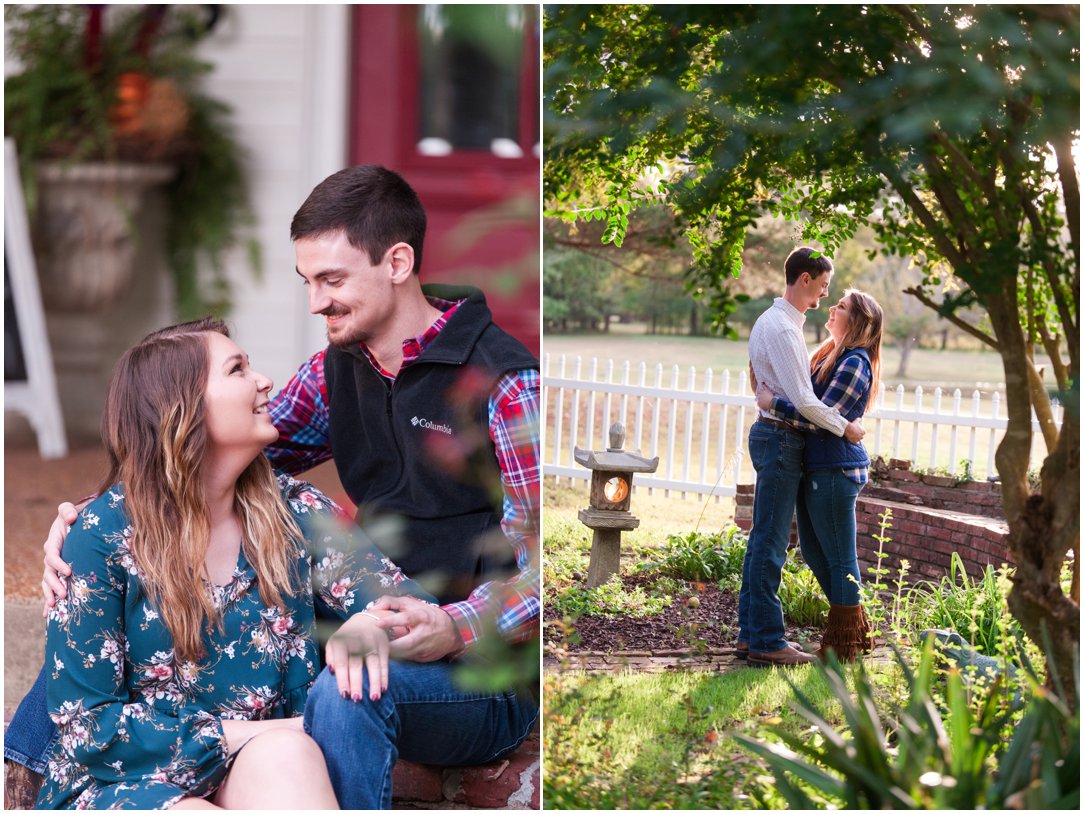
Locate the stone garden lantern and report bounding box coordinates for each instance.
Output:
[574,422,659,588]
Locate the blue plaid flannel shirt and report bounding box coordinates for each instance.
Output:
[767,354,871,484]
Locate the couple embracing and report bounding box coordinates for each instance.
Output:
[738,248,884,667]
[5,166,539,809]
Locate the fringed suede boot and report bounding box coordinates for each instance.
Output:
[817,604,872,663]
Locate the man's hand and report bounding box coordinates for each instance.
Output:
[844,419,865,444]
[755,382,775,411]
[325,613,391,702]
[369,595,464,662]
[42,502,79,608]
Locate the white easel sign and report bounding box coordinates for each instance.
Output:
[5,138,68,458]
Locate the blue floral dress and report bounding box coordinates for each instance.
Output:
[34,475,433,810]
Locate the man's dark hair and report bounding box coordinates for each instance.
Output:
[784,247,833,286]
[291,165,427,274]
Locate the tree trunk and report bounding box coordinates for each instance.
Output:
[987,291,1079,710]
[689,304,698,336]
[896,337,915,378]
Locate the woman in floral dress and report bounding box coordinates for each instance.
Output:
[35,318,434,810]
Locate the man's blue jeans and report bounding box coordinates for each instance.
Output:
[795,468,864,606]
[303,659,537,809]
[737,420,805,653]
[4,666,56,773]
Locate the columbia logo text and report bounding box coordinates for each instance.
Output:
[410,416,453,435]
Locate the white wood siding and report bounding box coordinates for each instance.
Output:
[197,4,350,391]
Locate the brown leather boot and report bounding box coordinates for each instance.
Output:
[817,604,872,663]
[734,640,803,660]
[747,646,817,667]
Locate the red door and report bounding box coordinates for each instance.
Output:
[349,5,540,355]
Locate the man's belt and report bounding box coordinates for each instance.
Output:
[757,416,802,434]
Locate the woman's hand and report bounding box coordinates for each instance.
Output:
[756,381,776,411]
[325,612,392,703]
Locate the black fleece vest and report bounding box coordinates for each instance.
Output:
[324,286,538,605]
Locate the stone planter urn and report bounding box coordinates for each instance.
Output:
[32,161,175,311]
[22,161,177,442]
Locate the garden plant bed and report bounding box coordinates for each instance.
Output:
[544,573,820,660]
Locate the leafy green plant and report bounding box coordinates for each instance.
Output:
[542,542,589,593]
[778,551,830,627]
[737,640,1080,809]
[860,508,894,643]
[916,555,1025,660]
[4,4,258,317]
[549,574,674,619]
[651,527,748,588]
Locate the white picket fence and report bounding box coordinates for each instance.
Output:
[542,354,1062,500]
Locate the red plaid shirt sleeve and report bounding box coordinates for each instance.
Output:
[264,349,334,476]
[441,368,540,648]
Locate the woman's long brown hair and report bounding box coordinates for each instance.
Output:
[97,318,300,661]
[809,289,884,408]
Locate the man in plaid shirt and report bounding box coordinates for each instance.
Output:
[275,166,538,806]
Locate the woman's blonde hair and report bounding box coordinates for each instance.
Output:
[809,289,884,407]
[97,318,300,661]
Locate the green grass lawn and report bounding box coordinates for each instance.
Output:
[545,665,873,809]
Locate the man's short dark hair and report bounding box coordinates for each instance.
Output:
[291,165,427,274]
[784,247,833,286]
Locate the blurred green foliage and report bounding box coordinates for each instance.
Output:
[5,4,260,319]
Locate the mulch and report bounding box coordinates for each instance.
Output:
[544,572,820,653]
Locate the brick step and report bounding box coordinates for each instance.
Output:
[392,734,540,809]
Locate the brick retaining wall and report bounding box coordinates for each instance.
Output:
[392,733,540,809]
[734,458,1012,581]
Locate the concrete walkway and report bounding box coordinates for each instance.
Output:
[4,600,44,721]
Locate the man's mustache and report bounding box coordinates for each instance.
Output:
[319,305,349,318]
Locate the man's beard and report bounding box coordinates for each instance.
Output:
[323,309,368,348]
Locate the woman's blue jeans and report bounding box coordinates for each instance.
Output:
[737,421,805,653]
[303,659,537,809]
[794,468,864,606]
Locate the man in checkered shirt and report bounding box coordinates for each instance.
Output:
[738,247,865,668]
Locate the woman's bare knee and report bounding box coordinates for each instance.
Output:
[214,729,338,809]
[170,797,221,810]
[237,728,326,770]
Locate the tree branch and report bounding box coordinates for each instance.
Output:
[903,286,998,349]
[1018,192,1080,352]
[922,148,986,255]
[931,131,1013,241]
[1036,316,1070,391]
[1054,135,1081,290]
[882,164,971,271]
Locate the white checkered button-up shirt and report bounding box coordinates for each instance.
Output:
[748,298,847,437]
